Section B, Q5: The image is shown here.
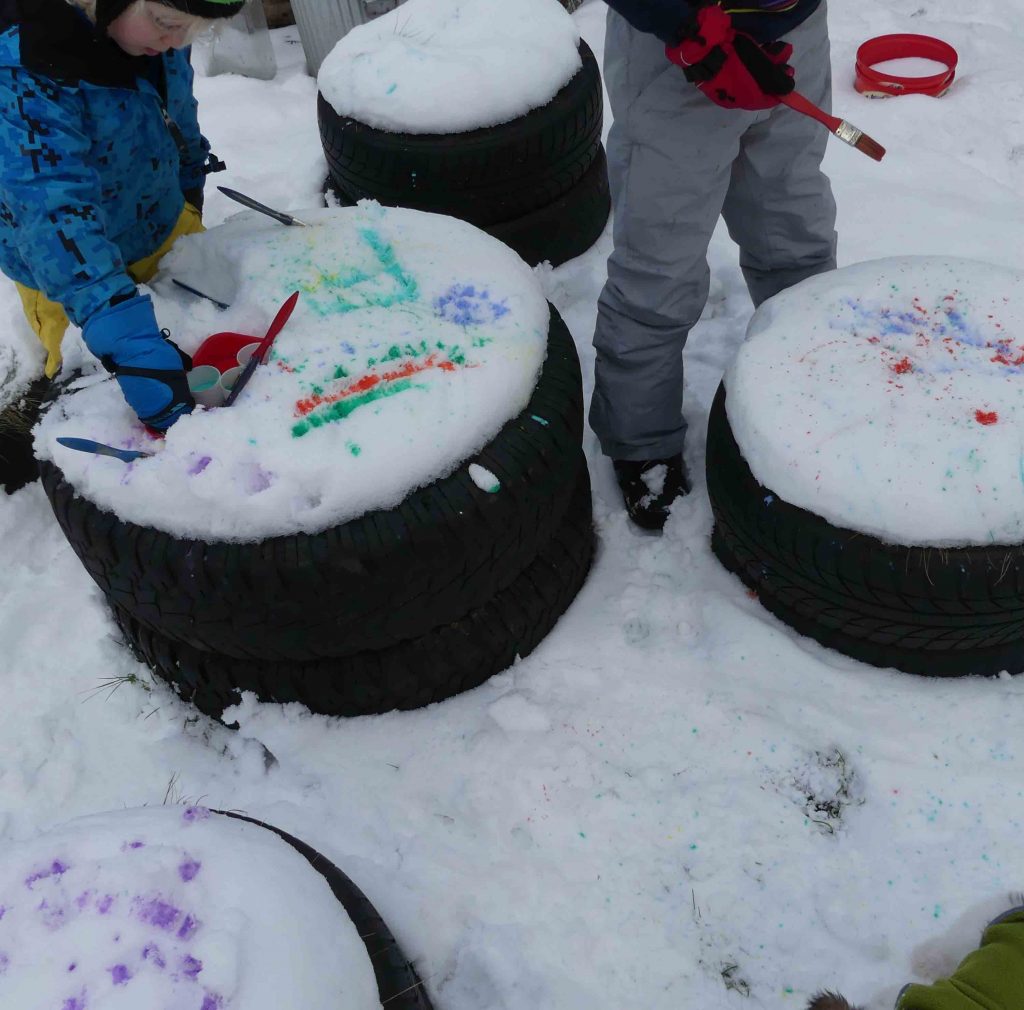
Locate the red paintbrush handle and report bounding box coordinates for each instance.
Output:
[779,91,841,133]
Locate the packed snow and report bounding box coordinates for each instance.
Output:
[2,3,1024,1010]
[318,0,582,133]
[726,256,1024,546]
[0,806,380,1010]
[36,204,548,540]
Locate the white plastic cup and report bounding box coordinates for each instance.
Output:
[188,365,227,408]
[219,366,243,394]
[236,342,261,367]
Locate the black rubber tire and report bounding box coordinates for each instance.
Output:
[41,304,583,661]
[319,40,603,228]
[485,144,610,267]
[114,462,594,719]
[0,374,48,493]
[706,382,1024,677]
[328,144,611,269]
[218,812,434,1010]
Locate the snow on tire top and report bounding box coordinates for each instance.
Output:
[317,0,582,134]
[0,806,381,1010]
[36,203,549,541]
[725,256,1024,547]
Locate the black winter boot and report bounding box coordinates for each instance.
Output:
[612,453,690,531]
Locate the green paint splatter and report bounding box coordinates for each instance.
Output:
[292,379,420,437]
[347,441,361,456]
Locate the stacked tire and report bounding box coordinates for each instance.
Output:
[41,305,594,720]
[706,383,1024,678]
[319,40,610,267]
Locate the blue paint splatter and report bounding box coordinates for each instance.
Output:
[434,283,510,327]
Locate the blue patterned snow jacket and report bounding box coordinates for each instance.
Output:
[602,0,822,44]
[0,0,213,328]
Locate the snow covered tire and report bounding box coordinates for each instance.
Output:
[113,463,594,719]
[220,812,434,1009]
[0,375,47,493]
[330,144,610,268]
[41,304,583,661]
[707,383,1024,677]
[319,40,603,228]
[485,143,610,266]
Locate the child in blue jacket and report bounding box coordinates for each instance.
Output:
[0,0,244,430]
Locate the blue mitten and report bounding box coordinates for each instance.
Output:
[83,294,194,430]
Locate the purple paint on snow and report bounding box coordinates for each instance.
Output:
[181,954,203,978]
[97,895,115,914]
[178,858,202,882]
[0,951,9,974]
[62,995,86,1010]
[182,807,211,824]
[188,455,212,476]
[0,905,5,920]
[122,840,146,851]
[68,963,77,973]
[135,898,181,930]
[177,913,199,940]
[109,964,132,986]
[75,891,93,910]
[38,899,67,930]
[142,943,166,969]
[25,859,70,889]
[201,993,223,1010]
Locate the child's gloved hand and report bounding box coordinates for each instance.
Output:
[82,294,195,431]
[666,3,795,111]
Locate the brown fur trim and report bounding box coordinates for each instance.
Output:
[806,993,865,1010]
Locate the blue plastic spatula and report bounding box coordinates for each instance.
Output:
[56,437,154,463]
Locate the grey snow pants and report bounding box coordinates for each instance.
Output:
[590,2,838,461]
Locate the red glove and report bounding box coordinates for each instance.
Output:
[666,4,795,111]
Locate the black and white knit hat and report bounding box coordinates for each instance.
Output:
[97,0,247,31]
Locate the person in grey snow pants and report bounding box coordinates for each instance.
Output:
[592,0,837,530]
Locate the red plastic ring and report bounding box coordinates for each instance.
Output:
[855,34,958,98]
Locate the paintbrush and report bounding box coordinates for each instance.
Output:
[780,91,886,162]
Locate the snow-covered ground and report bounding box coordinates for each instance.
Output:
[2,3,1024,1009]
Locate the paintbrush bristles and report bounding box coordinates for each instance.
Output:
[833,120,886,162]
[854,133,886,162]
[806,992,866,1010]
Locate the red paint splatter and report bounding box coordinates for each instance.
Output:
[974,410,999,426]
[294,353,466,417]
[890,357,913,375]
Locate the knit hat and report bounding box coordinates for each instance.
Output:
[96,0,246,32]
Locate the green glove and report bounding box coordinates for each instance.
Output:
[897,908,1024,1010]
